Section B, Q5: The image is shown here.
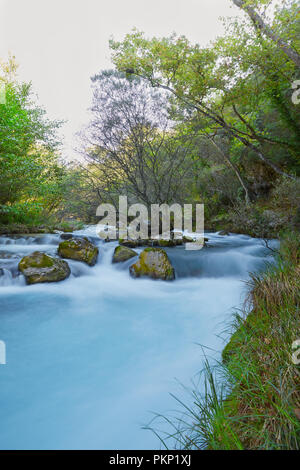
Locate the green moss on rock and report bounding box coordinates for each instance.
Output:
[119,239,141,248]
[112,245,137,263]
[129,247,175,281]
[182,235,195,243]
[18,251,70,284]
[58,237,98,266]
[158,239,176,247]
[181,235,208,246]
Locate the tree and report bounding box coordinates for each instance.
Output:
[0,57,65,224]
[110,17,298,180]
[232,0,300,68]
[80,70,199,207]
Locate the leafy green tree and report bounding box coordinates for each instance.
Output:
[232,0,300,67]
[0,58,65,225]
[109,1,299,181]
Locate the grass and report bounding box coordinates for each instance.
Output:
[147,231,300,450]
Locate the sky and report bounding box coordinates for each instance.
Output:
[0,0,242,160]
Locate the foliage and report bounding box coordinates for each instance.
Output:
[80,70,199,207]
[110,0,300,187]
[0,58,68,225]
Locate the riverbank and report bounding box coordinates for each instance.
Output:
[206,190,300,240]
[166,231,300,450]
[0,220,85,235]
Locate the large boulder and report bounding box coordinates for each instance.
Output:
[58,237,98,266]
[112,245,137,263]
[129,248,175,281]
[18,251,70,285]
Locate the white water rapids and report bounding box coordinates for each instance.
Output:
[0,227,278,449]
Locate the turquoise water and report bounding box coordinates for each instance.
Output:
[0,229,277,449]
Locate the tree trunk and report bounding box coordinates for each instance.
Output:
[207,136,251,204]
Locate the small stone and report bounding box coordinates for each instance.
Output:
[112,245,137,263]
[119,239,140,249]
[219,230,230,236]
[158,239,176,247]
[182,235,195,243]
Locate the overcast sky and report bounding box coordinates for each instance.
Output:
[0,0,242,160]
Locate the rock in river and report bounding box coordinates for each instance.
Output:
[158,239,177,247]
[129,248,175,281]
[58,237,98,266]
[60,233,74,240]
[18,251,70,285]
[112,245,137,263]
[119,239,142,248]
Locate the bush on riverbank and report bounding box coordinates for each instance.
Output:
[153,231,300,450]
[207,177,300,239]
[0,219,85,235]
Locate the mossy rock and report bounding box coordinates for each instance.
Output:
[112,245,137,263]
[219,230,230,236]
[18,251,70,285]
[182,235,195,243]
[145,239,160,247]
[58,237,98,266]
[129,247,175,281]
[60,233,73,240]
[182,236,208,245]
[119,239,140,248]
[158,239,176,247]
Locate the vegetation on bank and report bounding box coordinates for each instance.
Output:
[0,220,84,235]
[0,56,90,231]
[1,0,300,236]
[150,231,300,450]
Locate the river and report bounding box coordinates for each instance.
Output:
[0,228,277,449]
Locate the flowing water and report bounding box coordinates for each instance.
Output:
[0,228,278,449]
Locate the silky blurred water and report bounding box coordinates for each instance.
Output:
[0,228,277,449]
